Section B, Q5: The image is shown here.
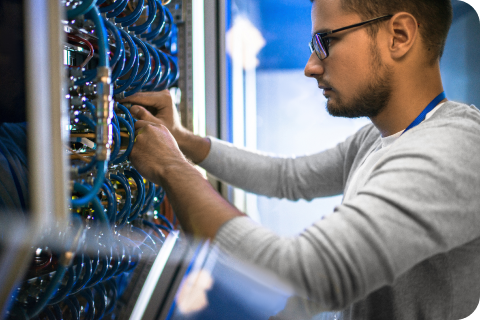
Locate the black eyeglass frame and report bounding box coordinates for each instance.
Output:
[309,14,394,60]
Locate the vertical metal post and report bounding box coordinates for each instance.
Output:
[0,0,68,317]
[176,0,194,132]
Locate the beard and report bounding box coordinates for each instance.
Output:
[326,42,394,118]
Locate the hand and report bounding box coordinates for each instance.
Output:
[120,90,211,164]
[130,119,188,184]
[119,90,187,141]
[130,119,242,239]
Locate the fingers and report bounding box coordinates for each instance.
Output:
[118,90,171,107]
[130,105,160,123]
[134,119,158,131]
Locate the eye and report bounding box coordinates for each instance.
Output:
[323,37,333,48]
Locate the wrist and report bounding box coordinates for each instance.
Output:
[176,130,211,164]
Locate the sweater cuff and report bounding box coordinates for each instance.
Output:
[197,136,231,173]
[214,216,260,254]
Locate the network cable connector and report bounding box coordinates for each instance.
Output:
[94,66,113,162]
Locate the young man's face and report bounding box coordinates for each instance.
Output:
[305,0,393,119]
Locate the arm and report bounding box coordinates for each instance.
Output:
[199,137,347,200]
[214,124,480,308]
[129,120,244,238]
[122,91,375,200]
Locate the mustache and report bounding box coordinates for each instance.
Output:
[317,80,333,89]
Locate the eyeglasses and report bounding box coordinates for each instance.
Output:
[309,15,393,60]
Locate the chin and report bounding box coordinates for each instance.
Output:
[326,100,358,118]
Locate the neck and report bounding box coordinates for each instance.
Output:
[370,64,446,137]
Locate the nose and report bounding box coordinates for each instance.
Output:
[304,52,325,78]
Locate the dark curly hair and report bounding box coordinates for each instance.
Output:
[311,0,453,64]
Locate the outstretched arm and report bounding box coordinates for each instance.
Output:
[122,90,357,200]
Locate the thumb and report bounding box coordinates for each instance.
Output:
[130,105,160,123]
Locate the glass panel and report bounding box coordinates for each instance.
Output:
[225,0,369,235]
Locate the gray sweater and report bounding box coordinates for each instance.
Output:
[199,101,480,320]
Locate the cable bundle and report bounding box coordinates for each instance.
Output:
[8,1,180,319]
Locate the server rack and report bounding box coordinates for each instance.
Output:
[0,1,207,319]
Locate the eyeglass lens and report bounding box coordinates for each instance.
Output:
[314,34,328,60]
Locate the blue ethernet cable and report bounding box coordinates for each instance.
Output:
[74,14,119,85]
[113,243,132,275]
[104,18,124,68]
[155,184,165,200]
[74,69,96,86]
[84,100,96,121]
[111,47,126,82]
[103,251,120,280]
[132,37,151,83]
[144,42,161,85]
[116,0,145,25]
[85,255,109,287]
[71,163,107,209]
[104,279,118,315]
[110,173,132,223]
[142,219,166,241]
[64,297,79,320]
[156,54,179,90]
[116,103,134,129]
[92,284,107,320]
[167,55,180,85]
[101,181,117,223]
[75,113,96,132]
[123,169,145,223]
[70,255,92,294]
[27,264,68,319]
[118,29,138,78]
[156,213,174,231]
[68,291,81,312]
[142,0,166,41]
[109,113,121,163]
[38,306,55,320]
[151,49,170,91]
[51,304,62,320]
[122,38,152,97]
[114,31,140,96]
[72,180,108,223]
[66,0,96,20]
[117,37,151,96]
[74,114,98,175]
[107,0,129,18]
[152,7,174,47]
[130,0,157,34]
[48,266,75,305]
[85,6,109,68]
[104,19,125,82]
[131,226,158,250]
[140,181,155,216]
[111,117,134,165]
[99,0,126,13]
[78,290,95,320]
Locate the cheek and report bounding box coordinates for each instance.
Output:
[330,40,373,92]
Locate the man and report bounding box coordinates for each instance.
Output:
[122,0,480,318]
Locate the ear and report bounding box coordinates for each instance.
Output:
[386,12,419,60]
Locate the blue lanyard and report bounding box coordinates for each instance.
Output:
[401,91,446,135]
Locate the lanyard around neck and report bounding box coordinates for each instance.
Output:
[401,91,446,136]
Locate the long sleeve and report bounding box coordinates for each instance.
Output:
[199,124,379,200]
[214,104,480,313]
